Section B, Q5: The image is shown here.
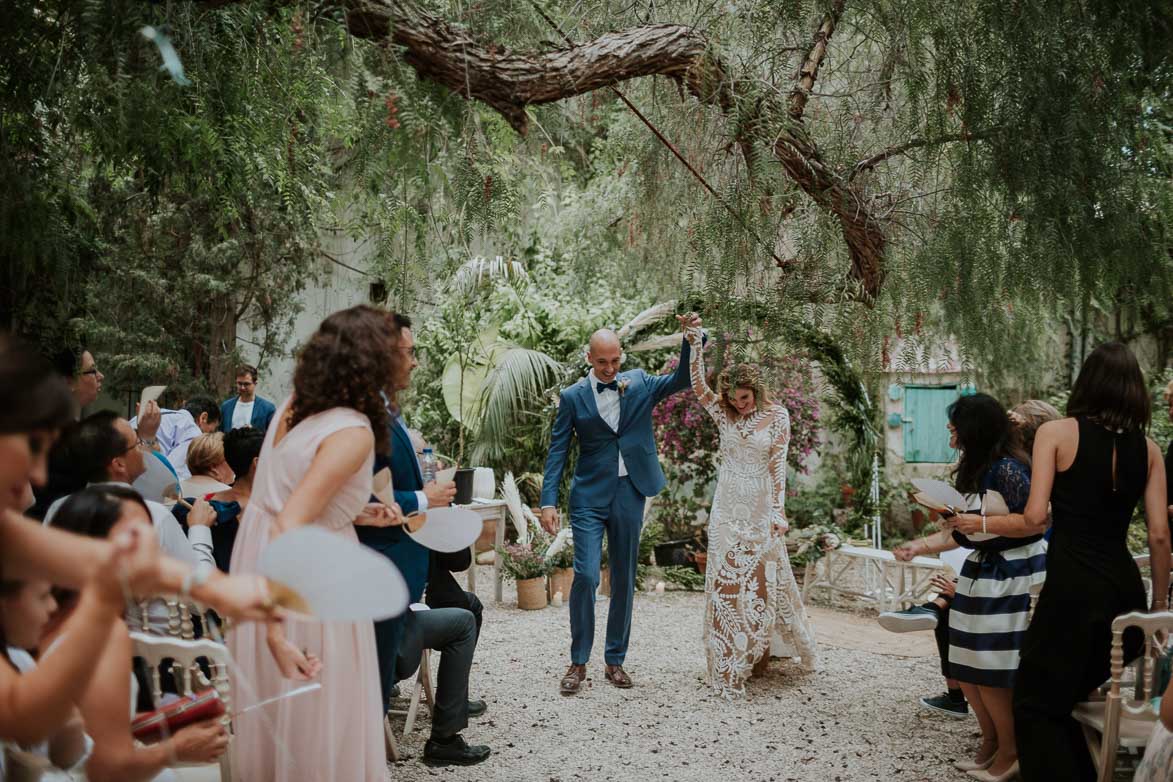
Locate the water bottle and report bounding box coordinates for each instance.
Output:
[420,448,437,485]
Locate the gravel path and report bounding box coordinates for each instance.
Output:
[387,568,979,782]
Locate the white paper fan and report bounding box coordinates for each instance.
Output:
[259,527,408,621]
[405,506,482,553]
[133,450,182,504]
[910,478,970,512]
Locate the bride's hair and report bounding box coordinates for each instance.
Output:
[716,363,771,415]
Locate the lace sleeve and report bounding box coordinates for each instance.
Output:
[684,327,721,420]
[988,458,1032,513]
[767,406,791,532]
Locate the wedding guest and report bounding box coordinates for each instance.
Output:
[131,396,221,480]
[182,432,235,493]
[1164,379,1173,524]
[426,549,484,639]
[228,305,404,782]
[1010,400,1061,456]
[173,427,264,573]
[0,335,276,752]
[50,345,101,414]
[0,578,90,779]
[1135,672,1173,782]
[893,394,1044,779]
[219,364,276,433]
[46,486,229,782]
[1013,342,1170,782]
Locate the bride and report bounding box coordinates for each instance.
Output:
[679,313,818,698]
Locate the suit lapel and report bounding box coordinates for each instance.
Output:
[392,418,423,484]
[577,379,603,424]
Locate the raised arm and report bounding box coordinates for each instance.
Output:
[1144,437,1170,610]
[766,408,791,534]
[683,326,721,420]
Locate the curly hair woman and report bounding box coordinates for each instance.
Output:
[227,304,406,782]
[679,314,818,699]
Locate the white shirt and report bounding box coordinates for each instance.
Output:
[130,409,202,480]
[588,370,627,477]
[231,399,255,430]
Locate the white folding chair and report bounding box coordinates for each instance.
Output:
[130,632,233,782]
[387,604,435,739]
[1072,609,1173,782]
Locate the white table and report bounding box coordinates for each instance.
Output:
[801,544,945,612]
[456,501,508,600]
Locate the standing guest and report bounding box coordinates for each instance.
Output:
[51,345,103,414]
[1009,400,1062,456]
[1164,379,1173,525]
[1012,342,1170,782]
[173,427,264,573]
[220,365,276,434]
[355,314,488,766]
[892,394,1044,779]
[228,305,404,782]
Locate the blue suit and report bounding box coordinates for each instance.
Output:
[219,395,277,433]
[356,415,430,707]
[541,337,695,665]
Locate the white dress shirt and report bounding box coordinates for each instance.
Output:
[588,370,627,477]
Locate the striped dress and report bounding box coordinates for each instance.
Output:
[948,457,1047,688]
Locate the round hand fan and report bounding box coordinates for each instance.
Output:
[405,506,482,553]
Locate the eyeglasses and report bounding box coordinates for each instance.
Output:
[80,368,100,376]
[236,381,255,388]
[125,438,150,453]
[398,346,417,359]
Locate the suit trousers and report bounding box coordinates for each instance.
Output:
[569,476,645,666]
[394,607,478,739]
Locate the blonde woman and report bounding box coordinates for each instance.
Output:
[181,432,234,497]
[679,314,818,699]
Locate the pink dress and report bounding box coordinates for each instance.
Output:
[227,400,386,782]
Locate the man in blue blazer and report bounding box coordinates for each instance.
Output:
[540,322,701,694]
[219,364,277,433]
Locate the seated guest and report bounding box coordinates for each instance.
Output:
[42,412,216,633]
[220,365,276,433]
[50,345,102,415]
[132,396,222,480]
[0,578,91,779]
[181,432,235,496]
[46,486,228,781]
[172,427,264,573]
[426,549,484,639]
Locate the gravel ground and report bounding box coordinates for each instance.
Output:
[386,567,981,782]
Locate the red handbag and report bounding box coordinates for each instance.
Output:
[131,688,226,743]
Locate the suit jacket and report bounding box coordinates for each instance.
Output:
[219,395,277,434]
[540,337,695,510]
[355,415,429,603]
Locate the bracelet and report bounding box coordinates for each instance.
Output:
[181,563,214,601]
[981,513,987,534]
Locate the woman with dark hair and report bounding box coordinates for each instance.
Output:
[45,486,228,781]
[894,393,1045,780]
[1008,342,1170,781]
[228,304,405,782]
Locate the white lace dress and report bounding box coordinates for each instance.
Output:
[685,328,819,698]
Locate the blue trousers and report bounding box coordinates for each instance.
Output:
[569,476,645,666]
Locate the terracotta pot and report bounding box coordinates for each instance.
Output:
[547,567,574,601]
[692,551,708,574]
[474,518,496,553]
[598,567,611,597]
[516,577,548,610]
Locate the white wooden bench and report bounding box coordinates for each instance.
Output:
[802,544,946,612]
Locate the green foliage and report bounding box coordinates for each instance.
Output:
[660,565,706,591]
[496,543,549,581]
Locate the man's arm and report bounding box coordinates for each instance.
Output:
[540,391,575,509]
[646,335,701,403]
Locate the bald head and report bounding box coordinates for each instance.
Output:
[587,329,623,383]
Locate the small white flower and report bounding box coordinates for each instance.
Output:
[617,378,630,396]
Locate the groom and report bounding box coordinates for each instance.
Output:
[540,322,701,695]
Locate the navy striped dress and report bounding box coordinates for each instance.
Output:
[948,457,1047,688]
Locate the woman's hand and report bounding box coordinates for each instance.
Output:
[676,312,702,333]
[355,502,405,528]
[169,717,230,764]
[266,625,322,681]
[944,513,984,535]
[187,499,216,528]
[893,542,918,562]
[193,572,281,622]
[929,573,956,599]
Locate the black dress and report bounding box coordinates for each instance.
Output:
[1014,418,1149,782]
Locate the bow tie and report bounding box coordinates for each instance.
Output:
[596,380,619,393]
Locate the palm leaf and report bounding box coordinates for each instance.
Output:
[470,346,562,461]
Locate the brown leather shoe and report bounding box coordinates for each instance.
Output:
[560,664,587,696]
[604,664,633,689]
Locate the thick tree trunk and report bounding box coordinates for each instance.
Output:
[334,0,886,298]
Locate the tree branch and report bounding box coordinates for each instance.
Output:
[849,130,993,180]
[788,0,847,121]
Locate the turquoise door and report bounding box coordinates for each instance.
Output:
[903,385,959,463]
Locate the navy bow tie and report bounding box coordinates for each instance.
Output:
[596,380,619,393]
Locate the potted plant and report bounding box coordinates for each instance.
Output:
[544,539,575,602]
[498,543,549,609]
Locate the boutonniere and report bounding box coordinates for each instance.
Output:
[617,378,630,397]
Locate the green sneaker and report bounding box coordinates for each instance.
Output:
[920,692,969,718]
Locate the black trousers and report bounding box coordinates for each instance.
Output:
[426,589,483,639]
[394,607,478,739]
